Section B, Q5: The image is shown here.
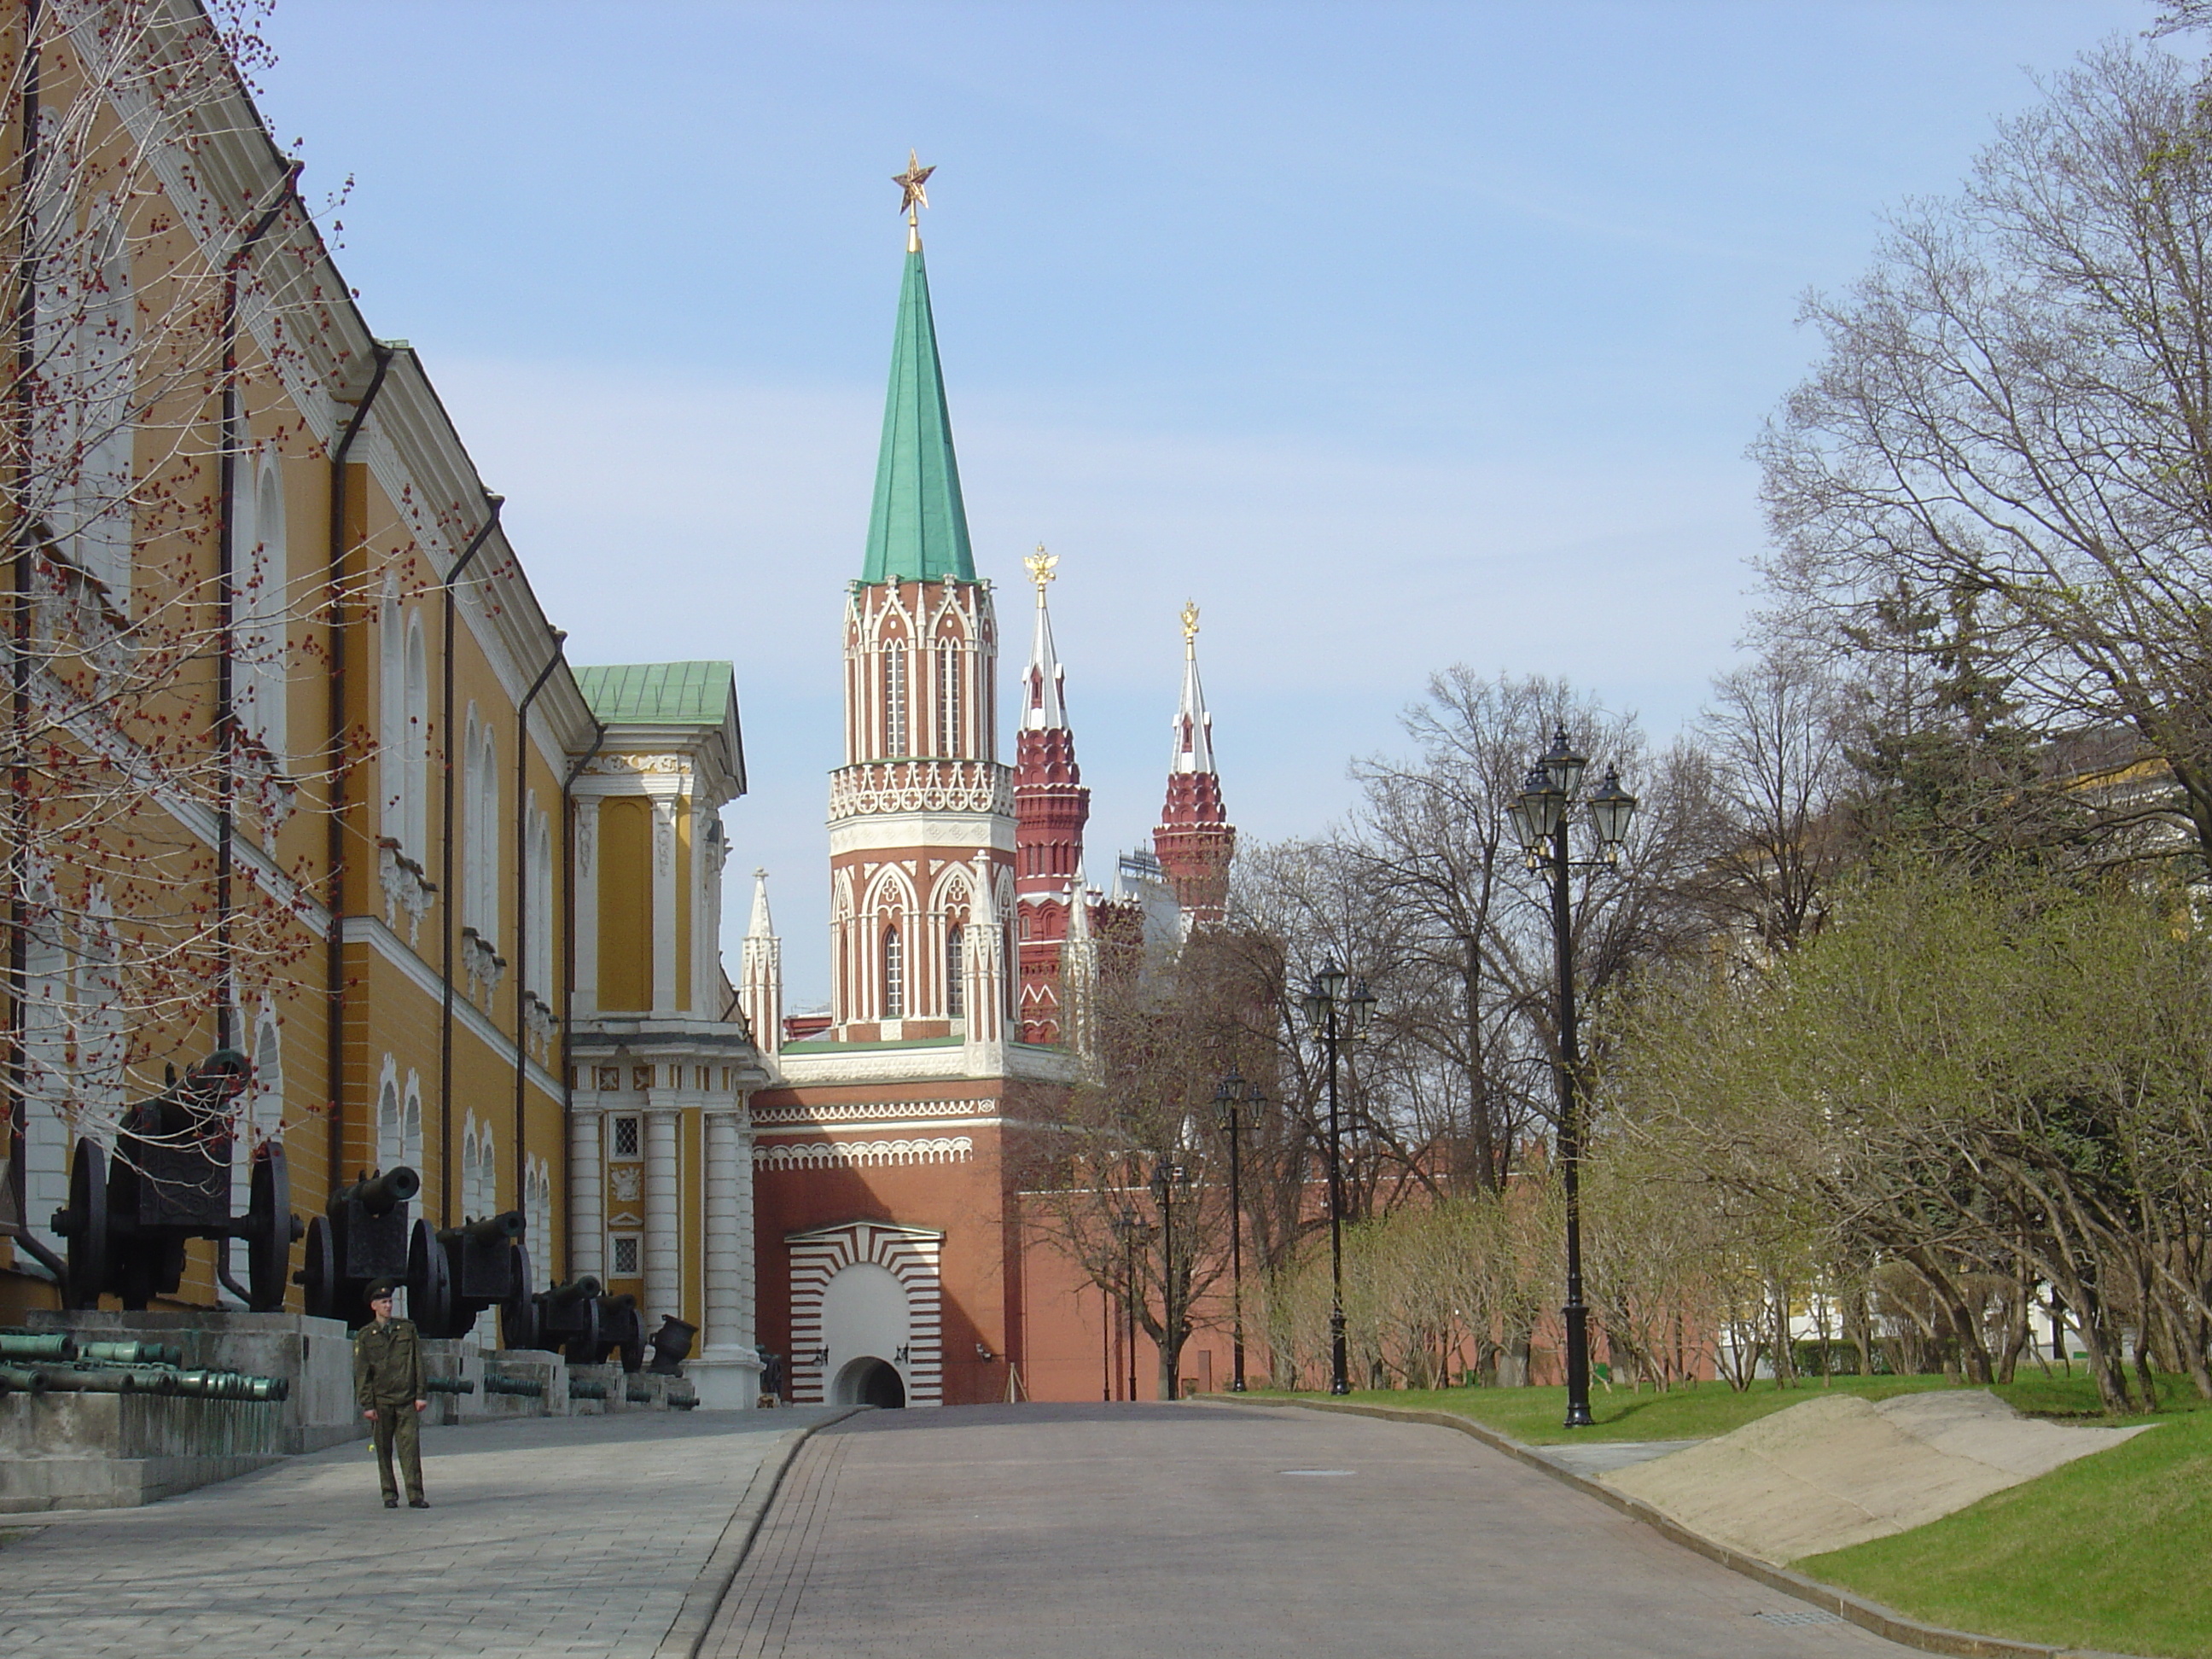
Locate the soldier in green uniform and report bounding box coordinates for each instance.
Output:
[354,1278,429,1508]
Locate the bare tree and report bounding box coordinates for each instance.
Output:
[1756,39,2212,876]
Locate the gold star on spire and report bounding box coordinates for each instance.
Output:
[1025,543,1058,591]
[1181,600,1201,644]
[894,150,935,250]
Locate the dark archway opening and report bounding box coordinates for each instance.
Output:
[857,1359,905,1408]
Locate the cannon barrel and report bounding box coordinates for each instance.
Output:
[0,1333,75,1361]
[0,1365,50,1393]
[602,1291,637,1313]
[568,1380,610,1400]
[424,1376,477,1395]
[625,1383,654,1405]
[14,1364,289,1400]
[335,1166,421,1219]
[540,1275,602,1308]
[79,1340,182,1367]
[439,1210,524,1249]
[482,1373,544,1398]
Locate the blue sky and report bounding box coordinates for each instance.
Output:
[256,1,2156,1005]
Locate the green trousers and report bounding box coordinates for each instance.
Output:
[370,1404,423,1502]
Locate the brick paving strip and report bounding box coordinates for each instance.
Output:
[700,1400,1940,1659]
[1231,1397,2155,1659]
[0,1406,850,1659]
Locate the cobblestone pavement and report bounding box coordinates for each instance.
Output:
[705,1401,1926,1659]
[0,1406,843,1659]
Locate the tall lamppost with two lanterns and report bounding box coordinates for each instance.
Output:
[1508,725,1637,1430]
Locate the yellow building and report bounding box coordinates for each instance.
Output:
[567,664,767,1406]
[0,0,768,1379]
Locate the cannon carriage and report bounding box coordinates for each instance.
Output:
[299,1165,428,1330]
[509,1275,648,1371]
[47,1050,302,1312]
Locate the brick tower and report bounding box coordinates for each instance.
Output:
[1152,603,1236,923]
[1012,547,1090,1044]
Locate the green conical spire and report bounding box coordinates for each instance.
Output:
[859,245,976,585]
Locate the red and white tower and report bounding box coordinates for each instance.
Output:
[1012,546,1091,1044]
[1153,602,1236,923]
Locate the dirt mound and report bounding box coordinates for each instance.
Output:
[1601,1389,2151,1563]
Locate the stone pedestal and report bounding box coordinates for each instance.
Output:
[26,1309,356,1453]
[686,1347,764,1411]
[418,1339,487,1427]
[567,1361,625,1414]
[485,1349,567,1417]
[5,1310,353,1511]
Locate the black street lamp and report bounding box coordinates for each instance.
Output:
[1151,1158,1192,1399]
[1112,1208,1153,1402]
[1302,961,1377,1396]
[1509,725,1638,1430]
[1212,1070,1264,1394]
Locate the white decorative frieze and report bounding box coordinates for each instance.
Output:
[754,1137,973,1169]
[586,753,688,774]
[749,1097,998,1126]
[828,759,1013,820]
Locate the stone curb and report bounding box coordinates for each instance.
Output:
[1200,1394,2151,1659]
[655,1406,865,1659]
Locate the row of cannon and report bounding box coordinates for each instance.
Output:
[0,1330,290,1400]
[43,1051,695,1377]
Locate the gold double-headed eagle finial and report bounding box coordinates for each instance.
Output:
[1181,600,1201,643]
[1024,543,1058,591]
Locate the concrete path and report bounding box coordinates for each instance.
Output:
[702,1401,1922,1658]
[0,1406,844,1659]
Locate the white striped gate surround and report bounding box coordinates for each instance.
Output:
[785,1220,946,1406]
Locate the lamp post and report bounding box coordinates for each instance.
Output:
[1151,1158,1192,1399]
[1508,725,1638,1430]
[1112,1210,1152,1402]
[1212,1070,1263,1393]
[1302,962,1377,1396]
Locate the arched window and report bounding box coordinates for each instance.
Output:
[937,642,962,756]
[882,926,905,1020]
[239,457,288,764]
[461,1120,480,1222]
[883,644,909,756]
[404,614,429,853]
[946,924,964,1020]
[401,1074,424,1173]
[376,1073,403,1173]
[464,719,498,941]
[379,581,405,842]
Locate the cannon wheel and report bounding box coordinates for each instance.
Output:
[498,1243,539,1350]
[297,1213,335,1318]
[246,1143,294,1312]
[61,1138,109,1310]
[405,1218,454,1337]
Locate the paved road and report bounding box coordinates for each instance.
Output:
[705,1401,1921,1659]
[0,1406,844,1659]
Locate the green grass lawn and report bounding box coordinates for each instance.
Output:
[1257,1371,2212,1656]
[1253,1373,1956,1444]
[1802,1405,2212,1658]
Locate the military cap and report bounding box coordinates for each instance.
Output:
[365,1278,399,1301]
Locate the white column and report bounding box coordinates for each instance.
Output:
[643,1108,680,1324]
[689,1103,764,1410]
[569,1107,603,1282]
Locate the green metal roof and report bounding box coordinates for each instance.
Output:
[573,661,734,726]
[859,247,977,585]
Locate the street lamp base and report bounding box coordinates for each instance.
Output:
[1563,1401,1595,1429]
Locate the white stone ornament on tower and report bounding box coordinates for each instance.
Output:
[740,867,783,1057]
